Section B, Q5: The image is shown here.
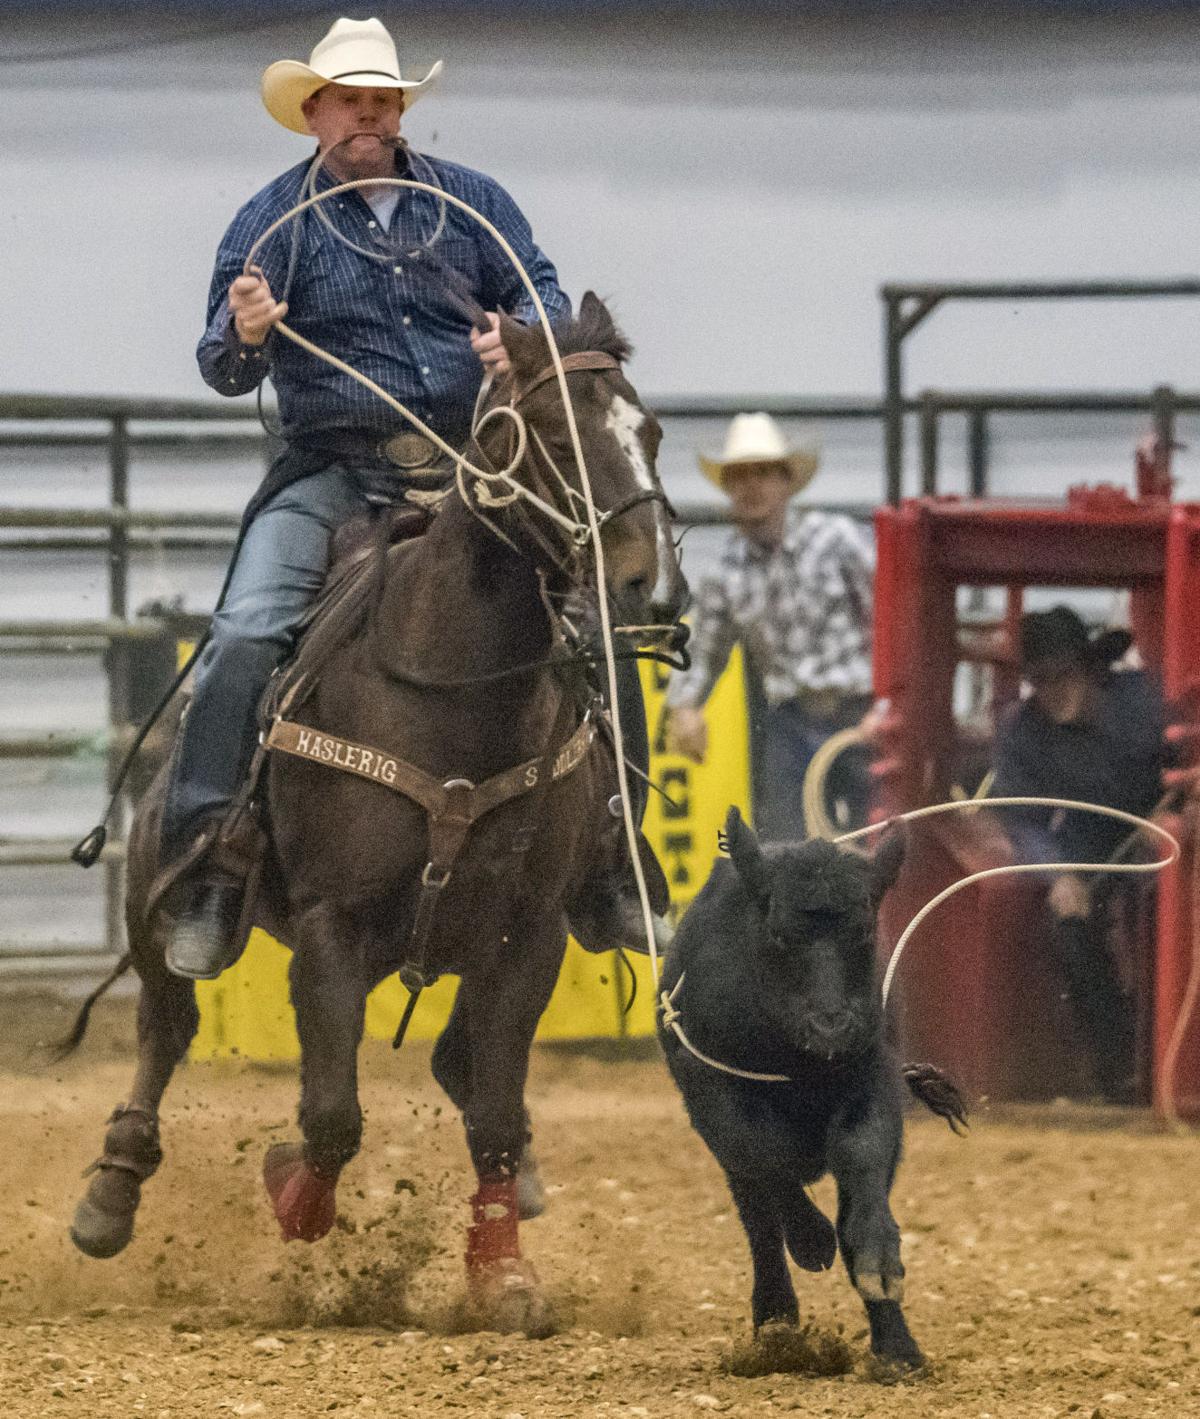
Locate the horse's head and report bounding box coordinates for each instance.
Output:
[481,293,688,631]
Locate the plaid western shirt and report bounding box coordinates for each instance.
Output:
[196,147,569,449]
[667,506,875,710]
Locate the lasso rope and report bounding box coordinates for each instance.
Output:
[659,796,1180,1087]
[244,173,664,984]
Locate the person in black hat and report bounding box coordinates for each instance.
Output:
[992,606,1166,1103]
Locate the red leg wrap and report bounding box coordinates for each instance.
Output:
[263,1143,338,1244]
[465,1178,520,1273]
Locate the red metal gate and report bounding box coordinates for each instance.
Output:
[872,485,1200,1116]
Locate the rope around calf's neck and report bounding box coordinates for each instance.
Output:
[243,175,665,986]
[659,797,1180,1089]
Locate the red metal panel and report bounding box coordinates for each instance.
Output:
[874,492,1200,1116]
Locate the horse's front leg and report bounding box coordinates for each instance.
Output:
[459,913,565,1332]
[432,989,546,1220]
[262,902,368,1243]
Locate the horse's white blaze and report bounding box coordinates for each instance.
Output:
[604,392,674,603]
[604,393,654,492]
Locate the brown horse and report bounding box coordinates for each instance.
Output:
[67,294,687,1329]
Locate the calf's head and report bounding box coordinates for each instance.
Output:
[722,807,905,1060]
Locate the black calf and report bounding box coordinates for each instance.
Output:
[657,808,965,1368]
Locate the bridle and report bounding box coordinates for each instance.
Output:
[464,349,676,580]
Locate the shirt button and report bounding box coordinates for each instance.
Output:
[368,220,377,229]
[402,315,412,326]
[420,366,430,375]
[393,265,403,274]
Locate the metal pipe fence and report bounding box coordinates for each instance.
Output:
[0,385,1184,974]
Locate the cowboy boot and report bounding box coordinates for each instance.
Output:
[164,868,248,981]
[163,803,263,981]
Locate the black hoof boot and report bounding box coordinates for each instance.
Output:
[165,874,247,981]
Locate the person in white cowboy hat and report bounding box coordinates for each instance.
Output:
[161,16,573,979]
[665,412,875,842]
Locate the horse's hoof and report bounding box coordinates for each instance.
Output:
[263,1142,337,1243]
[516,1149,546,1221]
[469,1257,554,1337]
[69,1165,141,1259]
[69,1195,135,1259]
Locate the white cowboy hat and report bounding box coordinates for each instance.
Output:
[698,412,820,493]
[261,17,443,135]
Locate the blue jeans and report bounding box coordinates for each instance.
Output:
[751,695,872,844]
[160,464,384,854]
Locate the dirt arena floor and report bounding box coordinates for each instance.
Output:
[1,994,1198,1419]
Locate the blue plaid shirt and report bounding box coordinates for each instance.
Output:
[196,148,569,448]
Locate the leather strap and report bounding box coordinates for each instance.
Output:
[266,709,596,993]
[264,713,594,823]
[511,351,620,407]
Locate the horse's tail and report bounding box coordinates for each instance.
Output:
[903,1062,969,1135]
[47,953,133,1063]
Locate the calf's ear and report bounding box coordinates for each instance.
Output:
[719,806,770,913]
[868,828,906,907]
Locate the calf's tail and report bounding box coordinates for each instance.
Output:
[903,1062,969,1135]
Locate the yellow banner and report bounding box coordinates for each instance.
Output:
[191,649,750,1059]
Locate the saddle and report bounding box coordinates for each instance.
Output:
[145,502,433,921]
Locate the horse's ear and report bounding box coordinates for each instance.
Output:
[579,289,617,346]
[720,806,770,914]
[868,828,906,908]
[497,310,546,377]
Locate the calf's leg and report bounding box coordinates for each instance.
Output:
[727,1172,798,1329]
[828,1100,923,1367]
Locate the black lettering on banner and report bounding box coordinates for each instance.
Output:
[660,766,690,819]
[662,831,693,887]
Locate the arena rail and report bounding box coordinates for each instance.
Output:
[2,384,1188,978]
[881,277,1200,503]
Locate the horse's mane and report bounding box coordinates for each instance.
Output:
[548,299,633,363]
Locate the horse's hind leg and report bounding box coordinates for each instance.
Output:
[262,904,367,1243]
[70,942,199,1259]
[432,990,546,1221]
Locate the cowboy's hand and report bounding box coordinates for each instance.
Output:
[668,706,708,764]
[1047,872,1089,920]
[228,269,287,346]
[470,311,511,375]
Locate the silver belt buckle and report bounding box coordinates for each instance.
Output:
[381,432,436,470]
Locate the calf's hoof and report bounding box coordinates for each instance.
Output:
[516,1148,546,1221]
[468,1257,553,1337]
[263,1142,337,1243]
[865,1298,925,1372]
[783,1212,836,1272]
